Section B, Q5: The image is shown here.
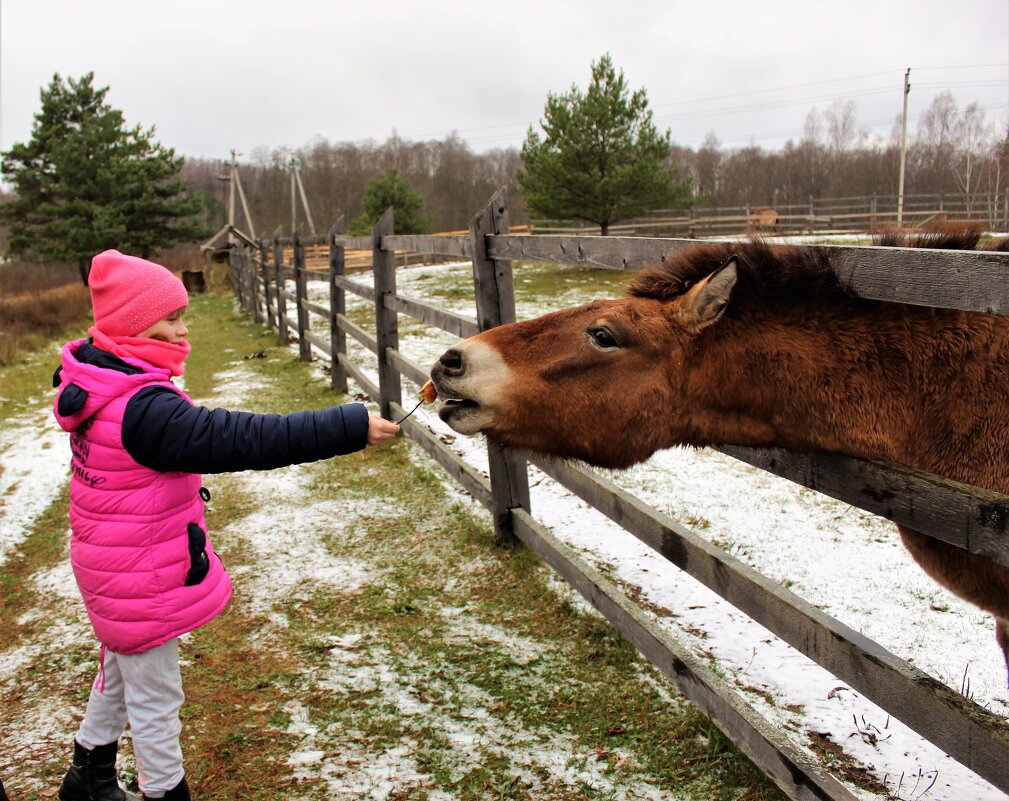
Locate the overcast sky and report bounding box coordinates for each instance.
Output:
[2,0,1007,163]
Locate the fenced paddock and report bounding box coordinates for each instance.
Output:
[226,191,1009,801]
[533,191,1009,238]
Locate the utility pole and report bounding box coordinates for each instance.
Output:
[231,151,256,240]
[290,156,298,234]
[227,150,237,246]
[897,68,911,226]
[288,156,317,236]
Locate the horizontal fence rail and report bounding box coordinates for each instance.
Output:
[531,191,1009,237]
[486,234,1009,314]
[226,190,1009,800]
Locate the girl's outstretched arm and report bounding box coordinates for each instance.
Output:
[122,386,374,473]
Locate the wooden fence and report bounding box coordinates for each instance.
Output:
[533,190,1009,238]
[227,191,1009,801]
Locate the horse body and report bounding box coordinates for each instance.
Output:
[749,208,778,230]
[430,236,1009,678]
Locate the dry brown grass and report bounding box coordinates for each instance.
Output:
[0,247,206,366]
[1,260,90,365]
[0,283,93,365]
[0,259,81,294]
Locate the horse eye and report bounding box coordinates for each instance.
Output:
[589,327,619,349]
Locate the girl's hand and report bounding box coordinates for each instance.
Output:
[367,414,400,445]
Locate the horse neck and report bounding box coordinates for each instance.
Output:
[687,311,924,463]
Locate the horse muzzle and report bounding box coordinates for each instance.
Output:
[429,339,512,434]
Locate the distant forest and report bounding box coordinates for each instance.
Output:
[182,92,1009,236]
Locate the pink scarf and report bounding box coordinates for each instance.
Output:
[89,327,191,377]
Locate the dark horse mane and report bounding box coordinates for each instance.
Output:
[627,226,1008,315]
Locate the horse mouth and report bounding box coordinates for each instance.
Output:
[437,395,480,424]
[430,377,483,430]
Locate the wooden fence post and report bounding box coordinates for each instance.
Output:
[329,227,348,393]
[248,249,262,325]
[242,251,252,312]
[228,249,241,308]
[372,208,401,418]
[471,188,531,544]
[260,239,275,332]
[294,230,311,361]
[273,226,288,345]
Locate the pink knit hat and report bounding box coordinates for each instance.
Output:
[89,250,189,337]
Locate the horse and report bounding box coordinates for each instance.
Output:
[429,230,1009,681]
[748,208,778,231]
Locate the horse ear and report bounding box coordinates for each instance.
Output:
[681,259,738,332]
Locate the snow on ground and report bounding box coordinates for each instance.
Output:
[0,407,68,569]
[4,258,1006,799]
[301,258,1009,800]
[288,634,680,801]
[215,463,384,620]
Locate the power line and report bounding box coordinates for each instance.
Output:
[650,70,899,109]
[413,67,1009,149]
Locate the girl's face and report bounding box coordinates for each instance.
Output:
[138,307,188,343]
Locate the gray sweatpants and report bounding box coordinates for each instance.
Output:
[76,638,185,798]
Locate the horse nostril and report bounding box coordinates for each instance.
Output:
[439,348,465,375]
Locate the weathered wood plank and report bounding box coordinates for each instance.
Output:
[336,352,379,402]
[383,234,472,258]
[472,189,530,543]
[487,234,671,271]
[246,250,262,325]
[297,233,329,247]
[718,446,1009,568]
[277,289,297,303]
[294,234,311,362]
[373,209,401,419]
[260,240,275,331]
[301,298,330,319]
[528,456,1009,792]
[509,508,858,801]
[386,348,428,390]
[329,234,347,393]
[384,293,479,338]
[303,330,331,356]
[332,235,373,250]
[333,275,376,302]
[272,227,288,345]
[392,401,492,508]
[486,235,1009,314]
[336,314,378,355]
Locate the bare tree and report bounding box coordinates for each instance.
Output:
[803,108,823,146]
[824,99,858,152]
[915,90,959,193]
[953,102,995,214]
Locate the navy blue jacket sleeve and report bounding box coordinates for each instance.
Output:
[122,386,371,473]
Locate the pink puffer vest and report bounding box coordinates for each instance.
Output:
[54,339,233,654]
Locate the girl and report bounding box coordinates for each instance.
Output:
[52,250,399,800]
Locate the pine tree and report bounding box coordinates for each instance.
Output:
[517,54,692,235]
[1,73,205,283]
[349,167,431,235]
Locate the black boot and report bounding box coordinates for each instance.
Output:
[59,739,139,801]
[143,775,191,800]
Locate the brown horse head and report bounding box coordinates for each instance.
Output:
[431,239,879,469]
[431,247,809,469]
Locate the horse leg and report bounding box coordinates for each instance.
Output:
[898,525,1009,685]
[997,619,1009,688]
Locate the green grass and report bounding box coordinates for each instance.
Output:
[1,287,785,801]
